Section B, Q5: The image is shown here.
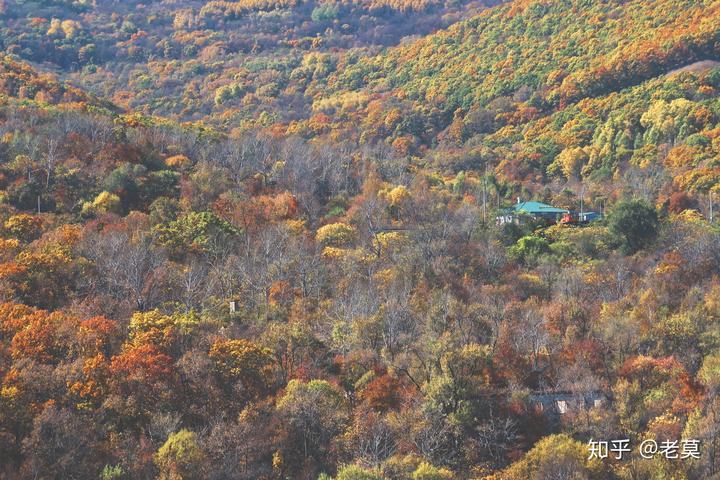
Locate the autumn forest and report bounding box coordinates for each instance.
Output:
[0,0,719,478]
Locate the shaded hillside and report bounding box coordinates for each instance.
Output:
[0,0,501,123]
[0,54,112,109]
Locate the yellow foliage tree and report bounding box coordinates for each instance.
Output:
[490,434,605,480]
[4,214,42,242]
[165,155,191,170]
[316,222,357,247]
[549,146,589,179]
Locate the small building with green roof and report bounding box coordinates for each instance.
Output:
[497,200,570,225]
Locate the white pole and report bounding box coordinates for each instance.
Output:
[711,191,714,223]
[483,164,488,223]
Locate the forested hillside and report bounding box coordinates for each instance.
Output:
[0,0,719,479]
[0,0,500,123]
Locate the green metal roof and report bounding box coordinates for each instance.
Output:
[513,201,569,214]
